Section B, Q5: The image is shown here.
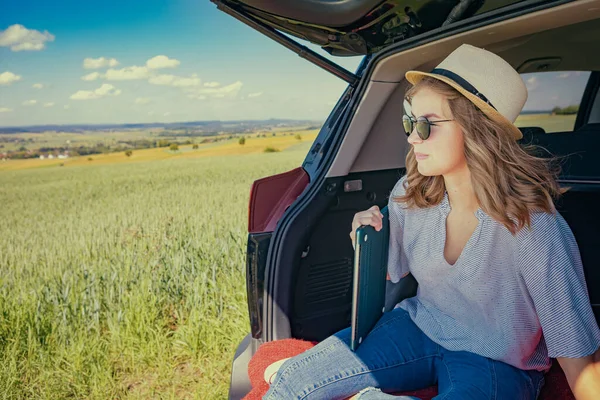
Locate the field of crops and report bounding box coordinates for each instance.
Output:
[0,137,313,399]
[514,113,576,133]
[0,131,317,173]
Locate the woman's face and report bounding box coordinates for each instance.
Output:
[406,87,467,177]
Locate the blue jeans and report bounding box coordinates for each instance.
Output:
[264,307,545,400]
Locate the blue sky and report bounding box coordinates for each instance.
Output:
[0,0,591,127]
[0,0,361,127]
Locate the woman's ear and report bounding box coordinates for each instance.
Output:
[403,99,412,116]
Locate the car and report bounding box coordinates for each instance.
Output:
[208,1,600,398]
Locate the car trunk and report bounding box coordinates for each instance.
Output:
[274,135,600,345]
[224,1,600,398]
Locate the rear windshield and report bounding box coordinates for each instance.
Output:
[515,71,592,133]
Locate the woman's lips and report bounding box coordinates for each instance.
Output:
[415,152,429,161]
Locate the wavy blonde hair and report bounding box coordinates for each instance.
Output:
[395,77,563,234]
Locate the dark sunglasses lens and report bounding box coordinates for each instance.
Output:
[416,118,430,140]
[402,116,412,136]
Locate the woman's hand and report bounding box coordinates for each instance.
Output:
[349,205,384,249]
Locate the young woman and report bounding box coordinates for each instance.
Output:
[263,44,600,400]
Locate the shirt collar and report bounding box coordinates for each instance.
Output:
[440,191,486,221]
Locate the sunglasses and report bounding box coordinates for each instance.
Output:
[402,115,454,140]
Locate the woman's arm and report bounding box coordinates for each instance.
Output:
[518,212,600,397]
[558,347,600,400]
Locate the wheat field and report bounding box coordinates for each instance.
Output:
[0,138,313,399]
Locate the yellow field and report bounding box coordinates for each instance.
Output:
[0,130,318,172]
[514,113,576,133]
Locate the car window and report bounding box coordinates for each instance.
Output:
[588,82,600,124]
[514,71,592,133]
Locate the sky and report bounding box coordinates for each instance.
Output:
[0,0,362,127]
[0,0,591,127]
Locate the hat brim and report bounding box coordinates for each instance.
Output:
[405,70,523,141]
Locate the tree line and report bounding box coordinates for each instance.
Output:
[4,139,192,160]
[551,105,579,115]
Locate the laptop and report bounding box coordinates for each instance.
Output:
[350,205,390,352]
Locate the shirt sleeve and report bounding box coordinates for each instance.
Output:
[519,211,600,358]
[387,175,409,283]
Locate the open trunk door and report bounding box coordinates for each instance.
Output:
[211,0,523,84]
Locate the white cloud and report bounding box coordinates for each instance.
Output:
[248,92,263,98]
[22,100,37,106]
[105,66,151,81]
[43,102,55,108]
[92,84,120,96]
[32,83,44,89]
[164,112,171,116]
[0,71,22,86]
[70,83,121,100]
[148,111,155,116]
[209,81,242,95]
[149,74,201,87]
[0,107,13,113]
[148,74,175,85]
[81,72,104,81]
[189,81,243,98]
[76,58,227,99]
[135,97,151,105]
[83,57,119,69]
[525,76,539,91]
[146,55,180,70]
[558,73,571,79]
[0,24,55,52]
[187,94,207,100]
[172,76,201,87]
[64,105,70,109]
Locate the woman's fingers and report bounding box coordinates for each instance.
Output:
[350,206,385,249]
[356,217,381,231]
[368,205,384,218]
[351,208,384,234]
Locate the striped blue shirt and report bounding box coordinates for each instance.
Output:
[387,176,600,372]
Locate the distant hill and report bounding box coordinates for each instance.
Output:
[0,119,323,134]
[520,110,552,115]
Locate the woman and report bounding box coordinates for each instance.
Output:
[263,44,600,400]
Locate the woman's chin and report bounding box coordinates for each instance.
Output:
[416,162,437,176]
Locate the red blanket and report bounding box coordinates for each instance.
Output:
[243,339,574,400]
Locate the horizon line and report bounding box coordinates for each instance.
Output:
[0,117,325,130]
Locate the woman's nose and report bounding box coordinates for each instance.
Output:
[407,128,422,145]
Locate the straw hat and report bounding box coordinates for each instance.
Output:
[405,44,527,140]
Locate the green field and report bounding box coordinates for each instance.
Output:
[0,140,313,399]
[514,113,576,133]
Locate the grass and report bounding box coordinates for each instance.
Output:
[0,139,313,399]
[514,113,576,133]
